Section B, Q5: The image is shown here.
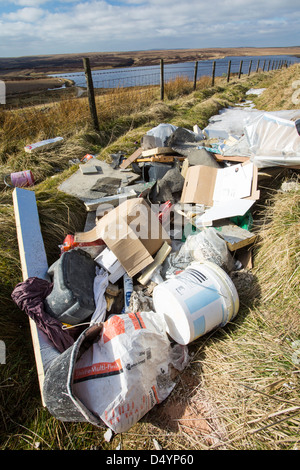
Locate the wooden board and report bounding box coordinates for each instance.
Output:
[137,241,172,286]
[215,155,250,163]
[119,147,143,169]
[137,155,186,163]
[141,147,175,157]
[13,188,51,405]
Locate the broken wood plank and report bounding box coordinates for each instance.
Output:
[119,147,143,169]
[215,155,250,163]
[137,241,172,286]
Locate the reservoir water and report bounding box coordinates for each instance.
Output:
[51,54,300,89]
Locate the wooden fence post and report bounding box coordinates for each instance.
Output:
[193,61,198,91]
[262,59,266,71]
[238,60,243,79]
[267,60,271,71]
[256,59,260,72]
[248,60,252,76]
[211,61,216,86]
[160,59,164,101]
[227,60,231,82]
[83,57,100,132]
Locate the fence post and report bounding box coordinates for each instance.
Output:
[256,59,260,72]
[83,57,100,132]
[227,60,231,82]
[248,60,252,76]
[193,61,198,91]
[238,60,243,79]
[160,59,164,101]
[211,61,216,86]
[267,60,271,71]
[262,59,266,72]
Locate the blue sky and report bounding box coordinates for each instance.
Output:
[0,0,299,58]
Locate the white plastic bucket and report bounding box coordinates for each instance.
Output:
[152,261,239,345]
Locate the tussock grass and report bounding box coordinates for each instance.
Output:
[0,65,299,450]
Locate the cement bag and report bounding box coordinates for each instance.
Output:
[244,113,300,168]
[72,311,185,433]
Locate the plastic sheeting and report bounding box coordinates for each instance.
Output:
[204,105,300,168]
[244,113,300,168]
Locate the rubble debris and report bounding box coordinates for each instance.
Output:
[150,164,185,204]
[59,159,140,202]
[12,103,300,435]
[129,289,154,313]
[213,221,257,251]
[80,164,103,175]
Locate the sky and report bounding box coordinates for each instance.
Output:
[0,0,299,58]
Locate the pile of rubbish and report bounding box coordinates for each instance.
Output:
[11,107,300,435]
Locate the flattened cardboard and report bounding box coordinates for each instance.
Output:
[181,165,218,206]
[75,198,171,278]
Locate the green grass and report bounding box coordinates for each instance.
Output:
[0,64,299,450]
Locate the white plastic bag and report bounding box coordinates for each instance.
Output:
[146,123,178,147]
[90,267,109,324]
[73,311,188,433]
[176,228,235,273]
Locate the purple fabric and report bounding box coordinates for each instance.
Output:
[11,277,74,353]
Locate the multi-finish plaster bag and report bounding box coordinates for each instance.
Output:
[72,311,187,433]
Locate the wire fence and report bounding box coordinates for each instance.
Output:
[50,54,299,91]
[0,54,299,149]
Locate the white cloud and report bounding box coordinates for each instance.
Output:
[0,0,299,57]
[3,6,45,21]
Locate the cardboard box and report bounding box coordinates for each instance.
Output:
[181,161,260,224]
[181,161,259,206]
[180,162,260,225]
[75,198,171,278]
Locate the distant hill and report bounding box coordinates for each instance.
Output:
[1,46,300,77]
